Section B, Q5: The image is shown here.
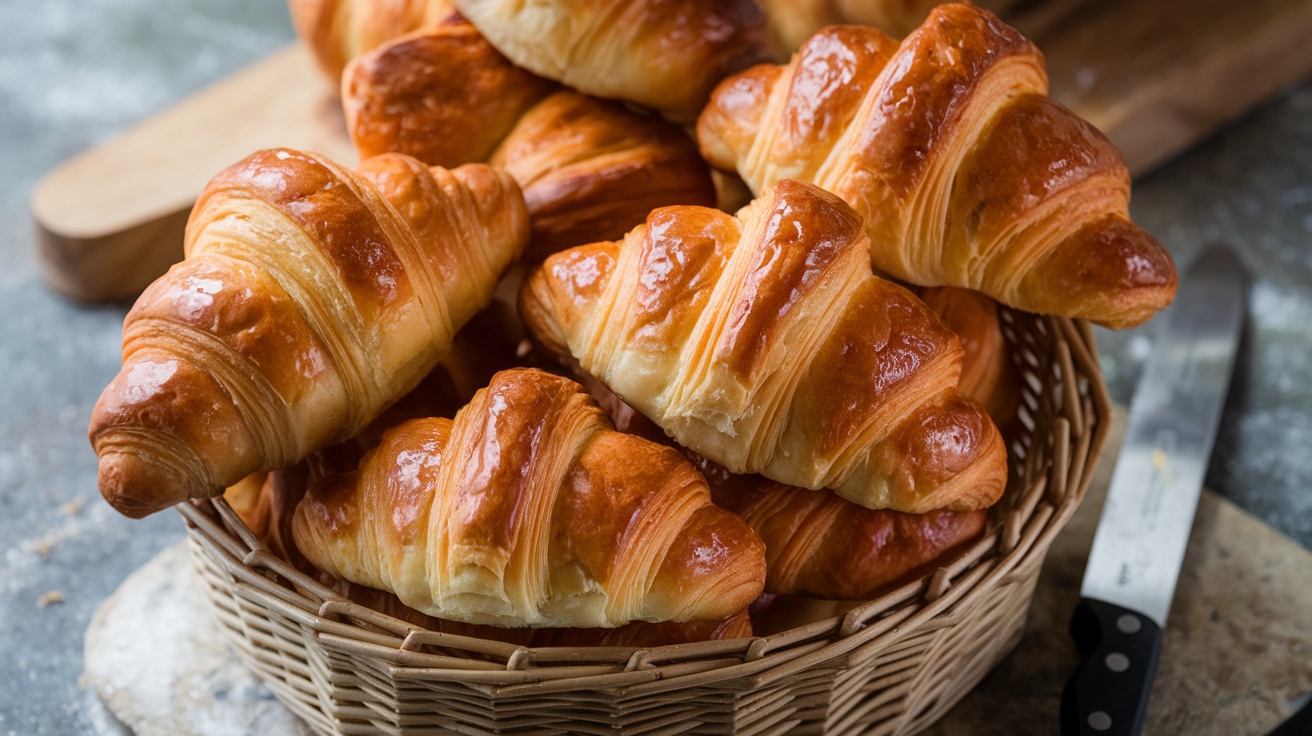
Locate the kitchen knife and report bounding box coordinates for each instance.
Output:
[1060,244,1247,735]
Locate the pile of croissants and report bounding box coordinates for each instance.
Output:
[88,0,1177,647]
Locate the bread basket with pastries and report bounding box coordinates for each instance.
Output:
[89,1,1170,733]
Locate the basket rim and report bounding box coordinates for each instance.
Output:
[181,312,1112,695]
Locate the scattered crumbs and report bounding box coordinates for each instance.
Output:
[28,538,53,559]
[37,590,65,608]
[515,339,533,359]
[60,497,86,517]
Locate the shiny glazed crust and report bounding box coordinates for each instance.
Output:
[693,454,986,599]
[292,368,766,628]
[89,149,528,518]
[452,0,778,121]
[520,179,1007,513]
[697,6,1178,328]
[343,22,716,259]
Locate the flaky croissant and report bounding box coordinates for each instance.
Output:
[292,368,766,628]
[520,179,1006,513]
[692,454,986,599]
[451,0,777,122]
[343,20,716,259]
[90,149,527,518]
[289,0,456,79]
[697,5,1177,329]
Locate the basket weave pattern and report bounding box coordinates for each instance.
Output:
[181,311,1111,735]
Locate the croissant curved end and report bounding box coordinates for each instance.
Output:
[1024,215,1179,330]
[97,450,192,519]
[648,505,767,621]
[518,242,618,360]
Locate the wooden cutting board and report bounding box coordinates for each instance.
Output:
[81,405,1312,734]
[32,0,1312,302]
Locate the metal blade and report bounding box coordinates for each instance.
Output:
[1080,244,1246,628]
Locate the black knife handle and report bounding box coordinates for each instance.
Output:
[1060,598,1163,736]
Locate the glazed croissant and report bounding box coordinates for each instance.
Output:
[90,149,527,518]
[693,455,986,599]
[292,368,767,628]
[451,0,777,122]
[520,179,1007,513]
[572,375,990,599]
[697,5,1178,329]
[289,0,455,79]
[343,20,717,259]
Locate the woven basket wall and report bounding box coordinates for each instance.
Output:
[180,310,1111,736]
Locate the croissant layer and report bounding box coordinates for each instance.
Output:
[292,368,766,628]
[697,6,1177,328]
[343,20,716,259]
[91,149,527,518]
[451,0,776,122]
[520,179,1006,513]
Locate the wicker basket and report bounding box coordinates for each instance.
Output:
[180,310,1111,736]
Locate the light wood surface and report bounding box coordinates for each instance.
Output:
[31,45,352,302]
[31,0,1312,302]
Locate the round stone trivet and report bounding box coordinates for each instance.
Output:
[83,541,312,736]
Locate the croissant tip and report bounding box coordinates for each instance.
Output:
[97,451,188,519]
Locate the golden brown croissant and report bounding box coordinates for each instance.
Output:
[343,21,717,259]
[90,149,528,518]
[450,0,777,122]
[691,454,986,599]
[520,179,1007,513]
[292,368,766,628]
[697,6,1178,329]
[289,0,456,79]
[918,286,1018,428]
[758,0,1018,53]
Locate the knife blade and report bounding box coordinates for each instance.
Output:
[1060,244,1247,736]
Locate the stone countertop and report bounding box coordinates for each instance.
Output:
[0,1,1308,734]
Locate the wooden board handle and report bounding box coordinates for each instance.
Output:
[31,43,355,302]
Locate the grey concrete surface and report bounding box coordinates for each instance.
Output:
[0,2,293,734]
[0,1,1309,734]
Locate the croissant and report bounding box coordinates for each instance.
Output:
[450,0,777,122]
[289,0,456,79]
[520,179,1006,513]
[343,21,716,259]
[918,286,1018,427]
[692,454,986,599]
[697,6,1178,329]
[292,368,766,628]
[90,149,528,518]
[567,376,989,599]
